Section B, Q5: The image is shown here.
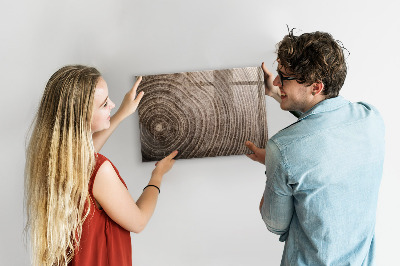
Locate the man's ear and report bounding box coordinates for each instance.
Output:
[312,82,324,96]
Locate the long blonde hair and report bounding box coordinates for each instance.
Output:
[25,65,101,265]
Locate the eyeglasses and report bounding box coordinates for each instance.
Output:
[277,70,297,86]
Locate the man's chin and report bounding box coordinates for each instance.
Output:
[279,103,290,111]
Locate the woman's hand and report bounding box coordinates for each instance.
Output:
[262,62,281,103]
[92,77,145,152]
[93,151,178,234]
[152,151,178,178]
[115,76,144,120]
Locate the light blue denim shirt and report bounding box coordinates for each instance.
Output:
[260,96,385,265]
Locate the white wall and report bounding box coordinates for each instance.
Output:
[1,0,399,265]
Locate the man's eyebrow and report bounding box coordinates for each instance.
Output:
[277,68,292,77]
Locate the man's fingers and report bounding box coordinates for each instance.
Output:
[245,141,259,153]
[246,153,257,161]
[261,62,272,76]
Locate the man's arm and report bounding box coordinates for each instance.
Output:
[262,62,282,102]
[260,185,293,238]
[93,77,144,152]
[245,138,294,239]
[261,62,302,119]
[259,195,264,211]
[259,140,294,240]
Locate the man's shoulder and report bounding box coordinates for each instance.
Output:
[352,101,382,117]
[270,98,384,148]
[346,101,385,131]
[269,121,307,150]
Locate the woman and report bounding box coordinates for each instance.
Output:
[25,65,177,265]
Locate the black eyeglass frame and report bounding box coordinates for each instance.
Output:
[277,70,297,86]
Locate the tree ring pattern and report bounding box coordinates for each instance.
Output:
[137,67,268,161]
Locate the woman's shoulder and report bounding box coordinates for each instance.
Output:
[96,160,117,178]
[91,153,109,178]
[94,153,127,188]
[90,154,115,194]
[95,153,108,164]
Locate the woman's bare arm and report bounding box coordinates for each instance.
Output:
[93,151,178,233]
[92,77,144,152]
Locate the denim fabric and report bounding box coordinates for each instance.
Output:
[260,96,385,266]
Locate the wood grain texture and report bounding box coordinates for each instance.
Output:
[137,66,268,161]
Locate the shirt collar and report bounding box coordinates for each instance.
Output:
[298,95,350,121]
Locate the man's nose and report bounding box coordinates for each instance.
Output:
[273,75,281,87]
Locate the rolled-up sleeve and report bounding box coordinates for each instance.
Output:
[260,139,294,241]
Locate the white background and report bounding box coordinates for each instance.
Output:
[1,0,399,265]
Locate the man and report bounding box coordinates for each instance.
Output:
[246,31,385,265]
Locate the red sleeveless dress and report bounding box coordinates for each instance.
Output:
[69,153,132,266]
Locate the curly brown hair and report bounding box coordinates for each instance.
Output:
[277,30,348,98]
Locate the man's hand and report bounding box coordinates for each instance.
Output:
[262,62,281,103]
[245,141,266,165]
